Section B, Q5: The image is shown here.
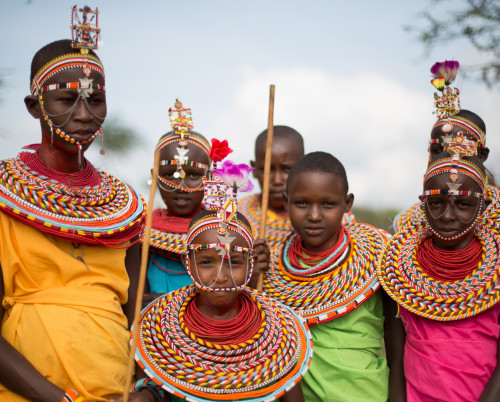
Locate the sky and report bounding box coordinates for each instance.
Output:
[1,0,499,210]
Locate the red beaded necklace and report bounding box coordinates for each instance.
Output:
[288,226,348,270]
[20,145,100,187]
[416,236,483,282]
[183,292,263,345]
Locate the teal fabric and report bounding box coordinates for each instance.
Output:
[301,292,389,402]
[147,253,192,293]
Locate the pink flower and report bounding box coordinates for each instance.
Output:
[213,160,254,192]
[430,60,460,84]
[209,139,233,163]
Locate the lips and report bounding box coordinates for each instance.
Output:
[69,131,96,142]
[173,197,192,206]
[304,226,325,236]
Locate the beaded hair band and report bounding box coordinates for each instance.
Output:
[431,116,486,148]
[419,189,483,200]
[424,157,486,193]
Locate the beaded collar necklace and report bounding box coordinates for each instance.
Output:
[264,223,388,325]
[134,286,312,401]
[0,146,145,245]
[378,222,500,321]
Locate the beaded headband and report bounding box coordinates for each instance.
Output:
[424,157,486,193]
[431,116,486,148]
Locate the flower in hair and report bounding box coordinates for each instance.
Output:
[209,139,233,163]
[213,160,254,192]
[430,60,460,86]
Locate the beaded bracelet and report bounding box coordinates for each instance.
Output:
[133,378,166,402]
[62,389,93,402]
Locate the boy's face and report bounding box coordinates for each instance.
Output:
[26,68,106,154]
[423,172,483,249]
[251,137,303,210]
[185,227,250,308]
[158,143,210,217]
[285,171,353,252]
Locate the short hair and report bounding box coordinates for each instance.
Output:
[255,125,304,157]
[286,151,349,194]
[30,39,101,83]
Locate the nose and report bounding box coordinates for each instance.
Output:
[306,204,322,222]
[213,259,231,284]
[271,169,286,186]
[440,202,457,222]
[72,98,93,122]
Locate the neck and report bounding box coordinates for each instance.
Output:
[196,292,241,320]
[38,133,82,173]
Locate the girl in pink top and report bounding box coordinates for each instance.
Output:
[378,148,500,401]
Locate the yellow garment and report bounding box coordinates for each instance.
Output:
[0,212,130,401]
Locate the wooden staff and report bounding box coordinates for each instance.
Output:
[123,149,160,402]
[256,84,275,291]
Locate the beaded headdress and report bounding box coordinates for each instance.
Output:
[185,139,256,291]
[155,99,211,192]
[32,5,106,165]
[429,60,486,149]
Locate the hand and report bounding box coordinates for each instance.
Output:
[252,238,271,276]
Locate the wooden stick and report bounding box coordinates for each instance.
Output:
[123,149,160,401]
[256,84,275,291]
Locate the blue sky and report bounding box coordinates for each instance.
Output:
[1,0,499,209]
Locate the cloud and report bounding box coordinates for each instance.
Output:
[209,67,433,209]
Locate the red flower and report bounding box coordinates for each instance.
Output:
[209,138,233,163]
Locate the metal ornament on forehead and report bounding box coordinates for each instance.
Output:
[168,99,194,179]
[71,5,101,77]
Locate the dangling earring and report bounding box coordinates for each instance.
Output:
[50,125,55,149]
[77,143,83,168]
[99,129,105,155]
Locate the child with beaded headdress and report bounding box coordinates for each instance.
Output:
[263,151,389,401]
[239,126,356,261]
[143,99,212,300]
[393,60,498,234]
[0,6,146,401]
[379,140,500,400]
[113,140,313,402]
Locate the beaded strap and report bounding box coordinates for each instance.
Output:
[62,389,94,402]
[0,152,146,245]
[134,286,312,401]
[378,222,500,321]
[38,81,105,94]
[263,222,388,325]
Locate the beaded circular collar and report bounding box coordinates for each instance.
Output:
[378,222,500,321]
[263,223,388,326]
[0,148,145,245]
[147,209,189,255]
[394,185,500,233]
[135,286,312,402]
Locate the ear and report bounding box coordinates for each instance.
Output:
[250,160,257,178]
[479,146,490,162]
[344,193,354,213]
[181,254,189,269]
[283,192,289,212]
[24,95,41,119]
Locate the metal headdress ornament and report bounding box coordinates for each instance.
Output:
[431,61,461,131]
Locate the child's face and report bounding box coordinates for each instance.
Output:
[158,143,210,216]
[429,127,485,163]
[423,173,484,249]
[186,227,250,307]
[285,171,353,252]
[252,137,302,210]
[27,68,106,153]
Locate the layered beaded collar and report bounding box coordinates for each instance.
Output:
[264,223,389,325]
[0,145,145,245]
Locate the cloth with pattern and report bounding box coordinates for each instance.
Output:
[0,213,130,401]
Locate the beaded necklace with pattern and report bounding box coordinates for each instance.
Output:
[134,285,312,402]
[263,223,388,326]
[378,221,500,321]
[0,145,145,245]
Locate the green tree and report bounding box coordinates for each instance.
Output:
[408,0,500,88]
[93,115,140,155]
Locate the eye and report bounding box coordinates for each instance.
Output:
[188,172,202,179]
[427,198,444,208]
[322,201,336,208]
[294,200,307,207]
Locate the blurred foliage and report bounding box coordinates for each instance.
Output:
[93,116,139,155]
[407,0,500,88]
[351,207,400,234]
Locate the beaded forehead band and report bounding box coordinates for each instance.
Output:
[431,116,486,148]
